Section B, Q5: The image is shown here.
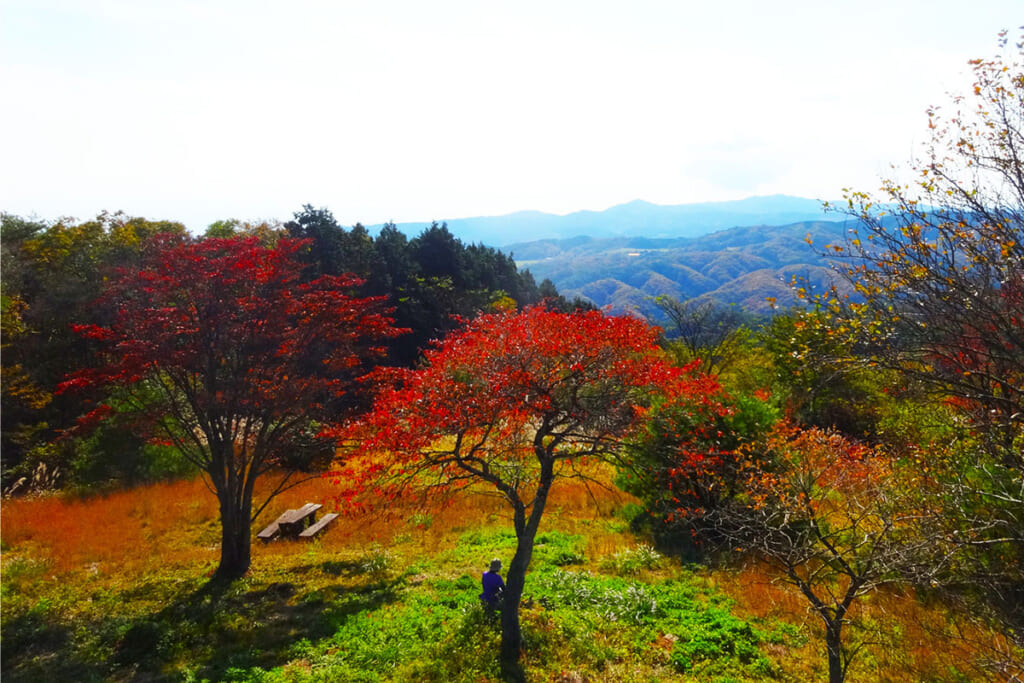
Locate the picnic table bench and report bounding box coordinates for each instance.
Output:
[258,502,337,541]
[299,513,339,538]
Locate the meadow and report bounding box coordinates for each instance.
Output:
[0,468,996,682]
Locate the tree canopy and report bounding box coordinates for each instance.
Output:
[828,32,1023,468]
[1,208,555,492]
[59,235,406,578]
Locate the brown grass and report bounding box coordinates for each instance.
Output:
[1,478,221,576]
[717,561,1016,681]
[0,462,637,580]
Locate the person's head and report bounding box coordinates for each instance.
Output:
[489,558,502,572]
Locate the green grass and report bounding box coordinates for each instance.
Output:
[2,514,802,683]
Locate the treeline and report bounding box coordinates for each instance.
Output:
[0,205,585,492]
[277,205,592,364]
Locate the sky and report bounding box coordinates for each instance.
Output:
[1,0,1019,232]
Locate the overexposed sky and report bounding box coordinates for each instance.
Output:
[1,0,1019,231]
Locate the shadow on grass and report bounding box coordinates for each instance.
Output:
[142,571,404,681]
[0,610,94,682]
[1,569,404,683]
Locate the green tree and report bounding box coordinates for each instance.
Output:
[655,296,751,375]
[204,218,242,238]
[284,204,350,278]
[760,308,893,439]
[0,212,187,490]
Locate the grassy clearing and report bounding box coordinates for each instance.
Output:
[0,472,999,681]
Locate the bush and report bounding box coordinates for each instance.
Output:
[358,544,392,577]
[532,569,660,624]
[65,387,197,491]
[618,390,779,553]
[534,532,586,567]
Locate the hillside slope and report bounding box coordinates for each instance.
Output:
[0,473,988,682]
[512,220,853,314]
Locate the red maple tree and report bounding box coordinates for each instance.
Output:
[337,305,727,671]
[60,235,405,579]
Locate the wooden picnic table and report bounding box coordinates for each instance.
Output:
[277,502,321,537]
[299,512,339,538]
[257,502,338,541]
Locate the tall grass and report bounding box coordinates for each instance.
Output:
[718,562,1003,681]
[1,477,221,575]
[0,463,635,579]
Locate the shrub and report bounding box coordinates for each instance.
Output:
[532,569,660,624]
[618,389,780,552]
[599,544,663,575]
[670,611,763,673]
[358,544,392,576]
[534,532,586,567]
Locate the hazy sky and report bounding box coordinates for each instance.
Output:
[1,0,1019,231]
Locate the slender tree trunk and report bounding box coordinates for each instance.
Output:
[499,531,535,681]
[790,571,854,683]
[825,619,844,683]
[499,457,554,680]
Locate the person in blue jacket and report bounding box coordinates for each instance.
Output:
[480,558,505,609]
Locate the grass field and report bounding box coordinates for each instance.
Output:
[0,471,1004,682]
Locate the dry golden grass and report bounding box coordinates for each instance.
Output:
[1,477,221,576]
[0,461,639,579]
[716,561,1017,681]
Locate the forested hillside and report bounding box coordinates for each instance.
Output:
[510,219,855,315]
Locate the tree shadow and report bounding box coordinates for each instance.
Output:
[0,610,98,683]
[174,572,399,679]
[43,569,404,682]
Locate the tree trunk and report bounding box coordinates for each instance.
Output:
[214,489,252,580]
[499,533,535,681]
[498,457,555,681]
[825,619,844,683]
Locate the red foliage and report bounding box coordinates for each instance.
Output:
[333,304,725,663]
[336,305,716,500]
[59,234,407,578]
[61,235,404,436]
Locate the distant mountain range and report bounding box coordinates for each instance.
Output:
[374,194,857,316]
[380,195,839,247]
[509,220,858,316]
